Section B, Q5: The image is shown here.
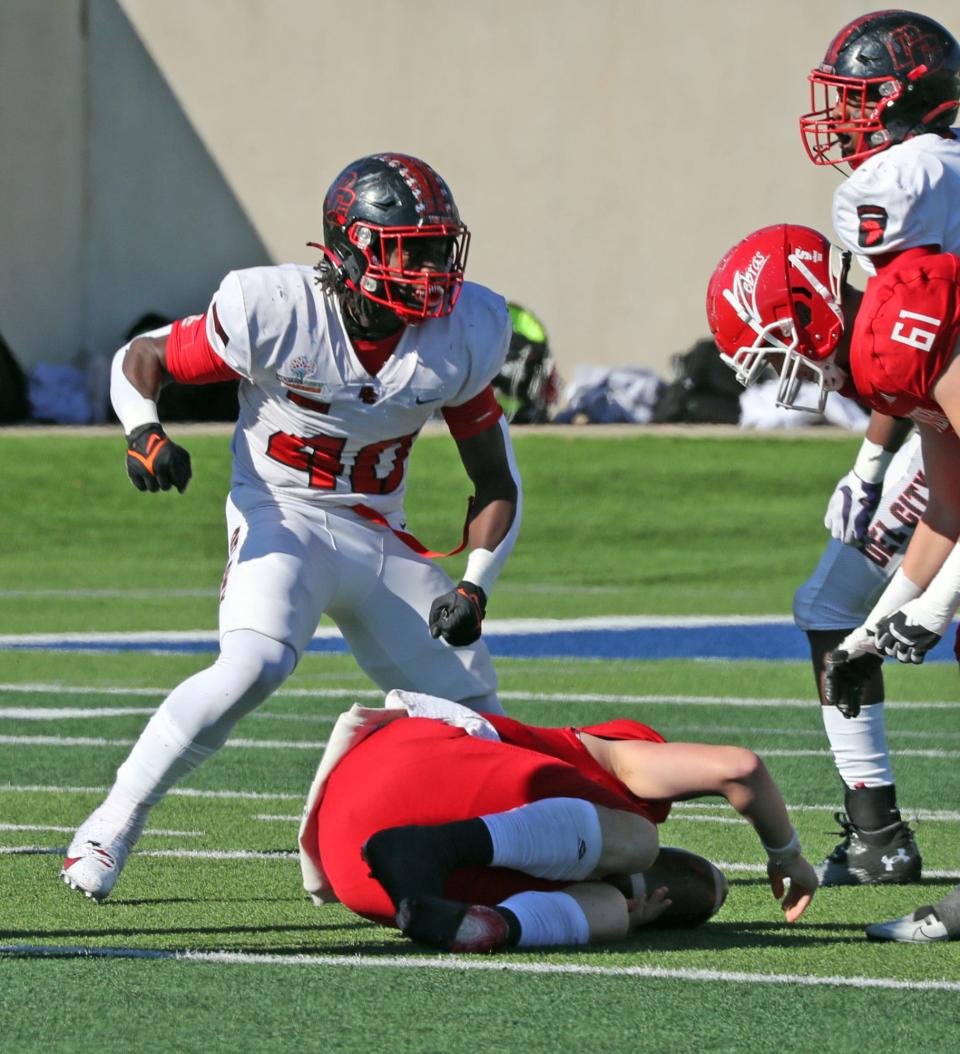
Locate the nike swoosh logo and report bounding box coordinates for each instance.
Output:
[415,396,442,405]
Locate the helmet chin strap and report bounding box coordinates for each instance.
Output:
[341,294,405,340]
[310,242,405,339]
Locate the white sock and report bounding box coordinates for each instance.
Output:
[497,890,590,947]
[108,708,216,812]
[480,798,602,881]
[821,705,894,787]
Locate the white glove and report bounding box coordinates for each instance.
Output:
[824,470,883,545]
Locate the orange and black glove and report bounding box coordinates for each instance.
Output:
[429,580,487,646]
[125,424,192,494]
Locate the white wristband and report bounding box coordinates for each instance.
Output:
[110,343,163,435]
[763,827,801,864]
[463,548,501,596]
[853,438,894,484]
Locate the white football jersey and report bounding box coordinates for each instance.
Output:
[833,131,960,275]
[203,265,510,518]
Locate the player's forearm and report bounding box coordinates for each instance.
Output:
[720,758,794,852]
[863,412,912,453]
[459,418,522,595]
[110,335,171,434]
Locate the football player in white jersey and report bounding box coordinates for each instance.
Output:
[61,153,522,901]
[792,10,960,885]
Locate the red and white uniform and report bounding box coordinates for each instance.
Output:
[164,266,513,703]
[833,132,960,274]
[317,714,670,926]
[796,135,960,631]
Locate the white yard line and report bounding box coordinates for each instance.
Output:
[3,682,960,711]
[0,824,201,836]
[0,944,957,991]
[6,843,959,879]
[0,846,296,859]
[0,783,302,801]
[0,734,326,750]
[0,705,335,724]
[3,781,960,820]
[5,733,960,758]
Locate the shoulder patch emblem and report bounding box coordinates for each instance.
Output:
[857,204,889,248]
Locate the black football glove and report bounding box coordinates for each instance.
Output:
[125,423,192,494]
[873,609,941,665]
[428,580,486,646]
[823,648,884,719]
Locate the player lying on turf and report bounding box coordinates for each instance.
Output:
[707,222,960,942]
[298,691,819,952]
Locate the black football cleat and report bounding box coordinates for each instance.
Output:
[816,812,921,886]
[396,895,510,953]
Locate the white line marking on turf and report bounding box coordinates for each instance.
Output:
[0,705,336,725]
[4,682,960,711]
[0,734,326,750]
[669,801,960,821]
[0,783,302,801]
[4,782,960,821]
[0,589,216,599]
[253,815,300,822]
[0,707,156,720]
[0,824,201,836]
[0,847,296,860]
[0,945,958,991]
[5,733,958,759]
[7,839,960,878]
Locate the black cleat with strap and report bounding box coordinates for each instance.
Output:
[816,812,921,886]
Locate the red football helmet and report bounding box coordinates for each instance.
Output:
[800,10,960,167]
[705,225,849,413]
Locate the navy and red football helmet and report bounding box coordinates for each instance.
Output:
[800,10,960,167]
[314,153,470,322]
[706,224,849,413]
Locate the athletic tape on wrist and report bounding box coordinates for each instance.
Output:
[463,548,500,595]
[853,438,894,485]
[763,826,801,864]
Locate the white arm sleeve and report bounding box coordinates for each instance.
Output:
[109,324,172,434]
[903,542,960,635]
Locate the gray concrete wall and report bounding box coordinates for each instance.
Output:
[3,0,959,389]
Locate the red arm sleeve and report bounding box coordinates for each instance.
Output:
[441,385,504,440]
[165,314,241,385]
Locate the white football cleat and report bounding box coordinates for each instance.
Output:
[865,906,951,943]
[60,840,129,902]
[60,806,146,902]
